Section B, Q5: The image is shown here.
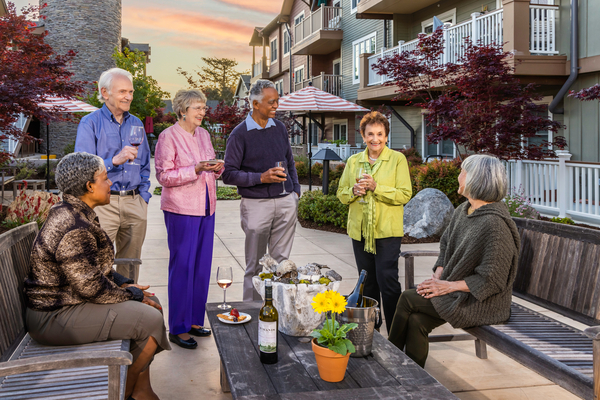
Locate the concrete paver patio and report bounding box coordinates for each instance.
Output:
[141,166,581,399]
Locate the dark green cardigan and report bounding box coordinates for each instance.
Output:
[430,201,520,329]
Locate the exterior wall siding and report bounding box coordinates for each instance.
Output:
[564,72,600,162]
[389,106,422,150]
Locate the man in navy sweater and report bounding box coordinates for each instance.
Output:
[223,80,301,301]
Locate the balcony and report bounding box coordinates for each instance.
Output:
[251,57,269,82]
[357,0,439,15]
[359,5,563,100]
[292,6,343,56]
[294,73,342,97]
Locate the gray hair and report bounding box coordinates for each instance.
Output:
[461,154,507,202]
[97,68,133,103]
[249,79,276,105]
[172,89,207,119]
[56,152,106,197]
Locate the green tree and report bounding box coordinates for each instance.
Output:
[88,47,167,119]
[177,57,245,103]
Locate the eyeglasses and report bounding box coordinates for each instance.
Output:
[189,106,209,112]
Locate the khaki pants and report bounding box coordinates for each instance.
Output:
[240,193,298,301]
[95,194,148,282]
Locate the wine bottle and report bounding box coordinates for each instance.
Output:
[347,270,367,308]
[259,279,278,364]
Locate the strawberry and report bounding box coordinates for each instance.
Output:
[230,308,240,322]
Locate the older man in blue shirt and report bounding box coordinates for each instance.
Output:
[75,68,151,282]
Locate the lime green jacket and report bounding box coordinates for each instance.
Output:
[337,147,412,241]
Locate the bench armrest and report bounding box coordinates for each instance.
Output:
[400,250,440,290]
[584,326,600,340]
[0,350,132,377]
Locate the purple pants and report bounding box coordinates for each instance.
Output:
[164,197,215,335]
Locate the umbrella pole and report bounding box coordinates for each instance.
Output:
[308,110,312,191]
[46,123,50,191]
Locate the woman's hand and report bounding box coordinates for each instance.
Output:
[195,162,222,174]
[142,297,162,311]
[353,182,366,196]
[122,283,154,297]
[417,278,469,299]
[433,266,443,280]
[360,174,377,192]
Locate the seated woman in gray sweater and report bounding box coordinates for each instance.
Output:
[388,154,520,368]
[24,152,170,400]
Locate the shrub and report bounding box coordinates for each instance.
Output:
[551,217,575,225]
[399,147,423,166]
[298,190,349,229]
[63,141,75,155]
[311,162,323,178]
[3,188,61,229]
[153,186,162,195]
[414,159,463,207]
[14,162,36,180]
[295,161,308,179]
[36,161,57,185]
[217,186,241,200]
[326,163,345,182]
[505,187,539,219]
[154,122,173,136]
[329,177,340,194]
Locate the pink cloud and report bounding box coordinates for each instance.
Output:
[217,0,284,14]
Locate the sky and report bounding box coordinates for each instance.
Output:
[10,0,283,97]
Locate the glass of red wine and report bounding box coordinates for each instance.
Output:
[217,266,233,310]
[128,126,145,165]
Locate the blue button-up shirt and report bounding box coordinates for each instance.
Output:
[75,104,152,203]
[245,112,276,131]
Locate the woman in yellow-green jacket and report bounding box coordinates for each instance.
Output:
[337,111,412,332]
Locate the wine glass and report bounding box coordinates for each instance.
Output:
[275,161,289,195]
[356,167,367,204]
[128,126,145,165]
[217,266,233,310]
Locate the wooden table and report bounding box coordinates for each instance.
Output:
[207,302,458,400]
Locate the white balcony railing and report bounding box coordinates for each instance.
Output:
[295,74,342,96]
[505,152,600,225]
[294,6,342,45]
[368,5,558,86]
[253,58,269,77]
[0,113,27,154]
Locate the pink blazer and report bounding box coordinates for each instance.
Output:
[155,123,222,216]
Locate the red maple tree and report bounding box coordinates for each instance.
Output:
[0,2,85,163]
[570,84,600,101]
[373,30,565,160]
[203,100,250,156]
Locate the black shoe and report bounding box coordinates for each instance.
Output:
[169,333,198,349]
[189,326,211,337]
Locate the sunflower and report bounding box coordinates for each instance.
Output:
[311,292,331,314]
[329,291,347,314]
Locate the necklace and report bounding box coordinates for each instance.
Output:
[369,155,378,161]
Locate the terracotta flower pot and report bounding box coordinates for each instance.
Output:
[312,338,350,382]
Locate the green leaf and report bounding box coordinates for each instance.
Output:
[329,342,347,356]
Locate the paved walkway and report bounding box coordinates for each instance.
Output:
[141,164,581,399]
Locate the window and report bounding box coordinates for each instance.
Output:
[283,30,290,57]
[352,32,376,84]
[309,122,320,145]
[270,38,278,63]
[422,115,454,160]
[527,106,553,150]
[421,9,456,34]
[333,120,348,142]
[294,11,305,26]
[294,65,305,84]
[351,0,360,14]
[275,79,284,96]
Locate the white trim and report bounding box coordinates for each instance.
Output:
[352,31,377,85]
[333,119,348,141]
[283,30,290,58]
[496,0,502,8]
[294,65,305,84]
[332,58,341,75]
[293,10,305,26]
[351,0,359,14]
[333,0,341,7]
[421,8,456,33]
[270,37,278,63]
[274,79,284,96]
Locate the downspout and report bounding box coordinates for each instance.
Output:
[383,20,388,48]
[284,22,292,93]
[387,105,415,149]
[549,0,579,114]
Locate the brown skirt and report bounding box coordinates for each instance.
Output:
[25,296,171,363]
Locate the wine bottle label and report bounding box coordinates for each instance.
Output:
[258,321,277,353]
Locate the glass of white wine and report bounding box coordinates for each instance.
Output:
[356,167,367,204]
[216,266,233,310]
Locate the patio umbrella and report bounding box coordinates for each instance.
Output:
[278,85,368,190]
[39,97,99,189]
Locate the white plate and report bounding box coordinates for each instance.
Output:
[200,159,224,165]
[217,311,252,325]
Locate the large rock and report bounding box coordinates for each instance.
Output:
[404,188,455,239]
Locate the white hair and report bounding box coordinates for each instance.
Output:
[249,79,276,105]
[97,68,133,103]
[461,154,508,202]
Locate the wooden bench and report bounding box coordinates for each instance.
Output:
[0,222,141,399]
[402,217,600,399]
[12,179,46,198]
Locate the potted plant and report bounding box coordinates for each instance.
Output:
[310,290,357,382]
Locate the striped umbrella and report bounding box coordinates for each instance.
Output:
[278,85,368,190]
[38,97,98,189]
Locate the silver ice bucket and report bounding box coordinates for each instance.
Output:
[337,296,379,357]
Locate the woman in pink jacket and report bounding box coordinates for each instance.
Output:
[155,89,223,350]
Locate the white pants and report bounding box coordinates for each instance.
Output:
[240,193,298,301]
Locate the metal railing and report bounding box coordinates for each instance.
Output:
[367,5,559,86]
[294,6,342,45]
[294,73,342,96]
[505,152,600,225]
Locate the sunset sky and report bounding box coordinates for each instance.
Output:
[11,0,283,96]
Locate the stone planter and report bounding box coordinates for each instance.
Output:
[252,277,340,336]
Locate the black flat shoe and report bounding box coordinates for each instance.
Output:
[169,333,198,349]
[189,326,211,337]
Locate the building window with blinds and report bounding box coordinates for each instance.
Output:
[270,38,278,63]
[352,32,376,84]
[283,30,290,57]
